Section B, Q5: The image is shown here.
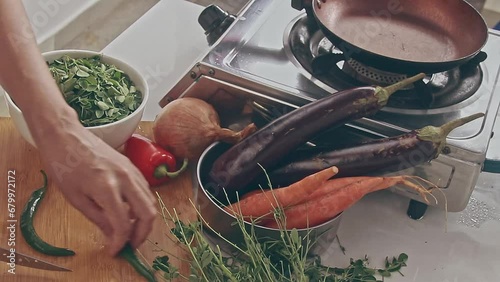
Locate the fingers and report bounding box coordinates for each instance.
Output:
[119,161,157,248]
[95,172,156,256]
[121,177,157,249]
[127,161,157,204]
[94,185,133,256]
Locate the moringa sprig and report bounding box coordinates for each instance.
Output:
[152,194,409,282]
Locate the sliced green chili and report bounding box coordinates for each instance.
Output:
[20,170,75,256]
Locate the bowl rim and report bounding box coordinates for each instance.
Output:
[196,141,343,233]
[4,49,149,129]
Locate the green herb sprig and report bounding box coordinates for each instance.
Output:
[152,195,409,282]
[48,55,142,127]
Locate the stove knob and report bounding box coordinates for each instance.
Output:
[198,5,236,45]
[406,199,428,220]
[291,0,312,11]
[291,0,315,22]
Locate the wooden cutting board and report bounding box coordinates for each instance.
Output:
[0,117,195,281]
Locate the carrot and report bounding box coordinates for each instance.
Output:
[238,174,359,203]
[224,166,339,220]
[239,189,267,201]
[264,175,433,229]
[305,176,375,202]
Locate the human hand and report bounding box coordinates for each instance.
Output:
[35,124,157,256]
[0,0,154,256]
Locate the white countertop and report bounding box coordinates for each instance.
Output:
[102,1,500,281]
[101,0,210,122]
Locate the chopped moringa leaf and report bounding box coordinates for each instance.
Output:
[48,55,142,127]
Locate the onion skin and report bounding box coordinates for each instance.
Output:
[152,97,256,161]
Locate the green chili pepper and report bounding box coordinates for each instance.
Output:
[119,243,156,282]
[20,170,75,256]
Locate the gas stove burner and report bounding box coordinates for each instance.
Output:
[285,15,486,111]
[343,59,413,87]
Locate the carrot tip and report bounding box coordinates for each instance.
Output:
[397,177,435,205]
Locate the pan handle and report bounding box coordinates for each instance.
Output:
[460,51,487,71]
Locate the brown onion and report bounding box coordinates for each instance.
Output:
[152,97,257,161]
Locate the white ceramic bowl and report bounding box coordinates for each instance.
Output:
[4,49,149,149]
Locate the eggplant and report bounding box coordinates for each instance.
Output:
[207,73,426,202]
[267,113,485,186]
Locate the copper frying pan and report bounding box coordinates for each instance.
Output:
[311,0,489,73]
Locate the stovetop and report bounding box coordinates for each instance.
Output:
[161,0,500,211]
[201,0,500,160]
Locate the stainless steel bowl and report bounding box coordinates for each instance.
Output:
[195,142,343,254]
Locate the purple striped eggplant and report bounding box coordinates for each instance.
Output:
[207,73,426,202]
[267,113,484,186]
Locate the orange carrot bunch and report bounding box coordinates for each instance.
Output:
[224,166,339,221]
[224,167,435,229]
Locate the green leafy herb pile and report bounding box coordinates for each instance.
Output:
[48,55,142,127]
[149,197,409,282]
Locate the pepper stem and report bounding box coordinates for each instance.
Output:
[375,73,426,104]
[40,170,48,189]
[154,158,189,179]
[417,113,485,156]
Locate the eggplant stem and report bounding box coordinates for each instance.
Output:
[410,112,486,159]
[417,113,485,155]
[383,73,426,96]
[439,112,485,137]
[375,73,426,104]
[154,158,189,179]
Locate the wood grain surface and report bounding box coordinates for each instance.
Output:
[0,117,195,281]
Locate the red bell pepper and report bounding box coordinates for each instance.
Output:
[124,134,188,187]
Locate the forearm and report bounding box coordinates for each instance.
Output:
[0,0,81,142]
